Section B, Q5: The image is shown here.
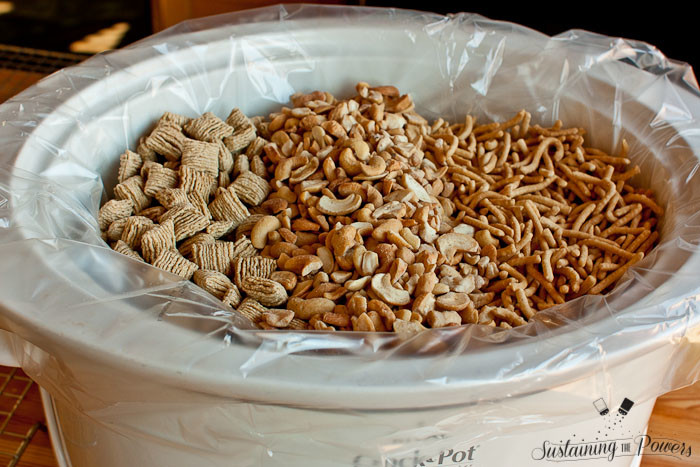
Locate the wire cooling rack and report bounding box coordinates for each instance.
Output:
[0,44,86,104]
[0,367,51,467]
[0,44,85,74]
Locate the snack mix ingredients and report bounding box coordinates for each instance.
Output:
[99,82,662,335]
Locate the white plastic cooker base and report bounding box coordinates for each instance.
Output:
[41,387,650,467]
[4,7,698,467]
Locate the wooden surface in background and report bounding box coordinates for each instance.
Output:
[0,69,44,103]
[151,0,349,31]
[0,368,56,467]
[0,66,699,467]
[641,382,700,466]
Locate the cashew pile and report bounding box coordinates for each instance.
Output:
[99,82,662,335]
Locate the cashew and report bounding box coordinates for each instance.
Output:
[365,185,384,208]
[291,218,321,232]
[323,311,350,327]
[436,232,479,260]
[367,310,387,331]
[261,198,288,214]
[407,262,425,277]
[394,309,412,321]
[271,271,297,291]
[372,201,406,219]
[331,225,357,256]
[288,297,335,320]
[337,182,366,199]
[453,224,475,236]
[322,120,347,139]
[374,243,397,273]
[284,254,324,276]
[389,258,408,284]
[347,294,367,316]
[350,139,371,162]
[352,244,367,271]
[275,154,307,181]
[415,272,438,296]
[419,222,439,243]
[339,147,362,175]
[295,231,319,246]
[345,275,371,291]
[352,312,376,331]
[387,230,412,249]
[355,208,373,222]
[439,264,461,279]
[427,310,462,328]
[393,319,426,337]
[289,157,320,184]
[263,309,295,328]
[384,188,415,204]
[371,219,403,241]
[298,179,328,193]
[360,155,386,176]
[330,270,353,283]
[383,113,406,130]
[412,293,435,316]
[400,173,432,203]
[317,194,362,216]
[316,246,335,274]
[251,215,281,249]
[336,248,355,271]
[370,273,411,306]
[350,221,374,236]
[396,246,415,265]
[360,251,379,276]
[321,156,336,182]
[307,282,339,299]
[271,185,297,203]
[403,276,420,295]
[435,292,471,311]
[400,227,421,251]
[454,275,476,294]
[270,241,298,258]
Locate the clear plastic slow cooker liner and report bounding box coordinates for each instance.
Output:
[0,4,699,464]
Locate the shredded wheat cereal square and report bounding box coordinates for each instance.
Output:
[152,249,199,279]
[231,171,270,207]
[183,112,234,142]
[144,166,179,197]
[208,187,250,225]
[118,149,143,183]
[160,204,210,242]
[114,175,150,212]
[140,218,176,263]
[144,122,186,161]
[181,139,220,177]
[98,198,133,231]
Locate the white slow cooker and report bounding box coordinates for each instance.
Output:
[1,5,699,467]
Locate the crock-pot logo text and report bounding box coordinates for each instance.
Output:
[417,447,478,466]
[352,445,478,467]
[531,435,692,463]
